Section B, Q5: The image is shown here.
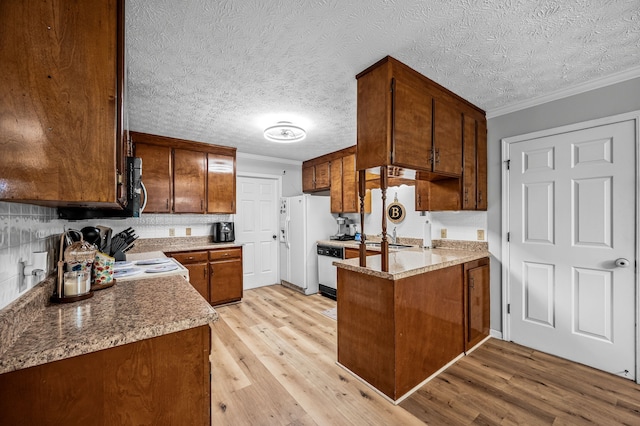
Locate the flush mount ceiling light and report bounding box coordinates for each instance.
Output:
[263,121,307,143]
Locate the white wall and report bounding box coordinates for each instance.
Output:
[236,152,302,196]
[342,185,487,242]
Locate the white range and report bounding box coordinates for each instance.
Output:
[115,251,189,282]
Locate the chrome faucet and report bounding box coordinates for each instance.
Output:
[391,227,397,244]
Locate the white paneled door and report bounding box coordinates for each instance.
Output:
[506,118,636,380]
[236,176,279,289]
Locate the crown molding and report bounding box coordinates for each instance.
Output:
[486,66,640,119]
[236,151,302,165]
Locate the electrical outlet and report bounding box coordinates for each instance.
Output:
[186,227,192,236]
[477,229,485,241]
[440,228,447,239]
[169,228,175,237]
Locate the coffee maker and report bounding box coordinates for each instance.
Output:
[212,222,235,242]
[330,216,355,241]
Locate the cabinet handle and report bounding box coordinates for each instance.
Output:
[478,191,483,204]
[435,148,440,165]
[188,256,194,260]
[166,199,169,209]
[470,277,475,289]
[417,194,421,207]
[464,188,469,205]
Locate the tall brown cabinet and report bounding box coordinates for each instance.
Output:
[0,0,127,207]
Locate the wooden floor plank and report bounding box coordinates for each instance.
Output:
[211,284,640,425]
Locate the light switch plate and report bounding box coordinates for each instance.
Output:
[440,228,447,238]
[169,228,175,237]
[477,229,485,240]
[186,227,192,236]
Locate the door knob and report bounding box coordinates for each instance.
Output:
[272,235,277,240]
[615,258,630,268]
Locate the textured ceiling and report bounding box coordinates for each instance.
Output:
[126,0,640,161]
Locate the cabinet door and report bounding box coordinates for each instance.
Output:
[207,153,235,213]
[135,143,172,213]
[415,179,430,211]
[173,149,206,213]
[433,99,462,177]
[183,262,209,301]
[392,78,432,170]
[476,120,488,211]
[0,0,122,206]
[342,154,359,213]
[464,260,490,352]
[330,159,343,213]
[314,162,331,190]
[302,165,315,192]
[462,114,477,210]
[210,258,243,305]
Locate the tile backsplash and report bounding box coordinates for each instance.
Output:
[0,201,231,309]
[0,202,62,310]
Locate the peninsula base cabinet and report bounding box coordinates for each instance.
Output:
[0,326,211,425]
[170,247,243,306]
[464,257,490,352]
[337,257,489,401]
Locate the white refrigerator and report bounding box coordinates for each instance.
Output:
[280,194,336,295]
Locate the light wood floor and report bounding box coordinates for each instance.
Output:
[210,285,640,425]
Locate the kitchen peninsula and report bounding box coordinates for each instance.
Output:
[335,244,490,402]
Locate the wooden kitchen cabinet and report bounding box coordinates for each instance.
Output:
[170,251,209,300]
[209,247,243,305]
[330,153,360,213]
[462,113,488,210]
[173,149,207,213]
[357,56,465,177]
[476,120,488,210]
[134,143,172,213]
[463,258,490,352]
[338,263,464,400]
[131,132,236,214]
[0,326,211,425]
[170,247,243,305]
[0,0,127,207]
[207,153,236,213]
[344,247,378,258]
[302,161,331,192]
[305,146,370,213]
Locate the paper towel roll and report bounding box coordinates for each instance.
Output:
[423,220,432,248]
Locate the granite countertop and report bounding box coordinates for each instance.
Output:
[127,236,241,254]
[334,247,488,280]
[0,252,217,375]
[325,238,489,280]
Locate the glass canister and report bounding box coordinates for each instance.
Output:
[64,240,96,293]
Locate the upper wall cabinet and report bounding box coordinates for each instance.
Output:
[207,153,236,214]
[131,132,236,214]
[134,143,172,213]
[303,146,371,214]
[356,56,485,181]
[302,162,330,192]
[0,0,126,207]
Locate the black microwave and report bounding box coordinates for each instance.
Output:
[58,157,143,220]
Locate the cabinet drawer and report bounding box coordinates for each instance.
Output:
[209,248,242,261]
[170,251,209,264]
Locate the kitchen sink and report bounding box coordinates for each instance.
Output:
[364,242,412,249]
